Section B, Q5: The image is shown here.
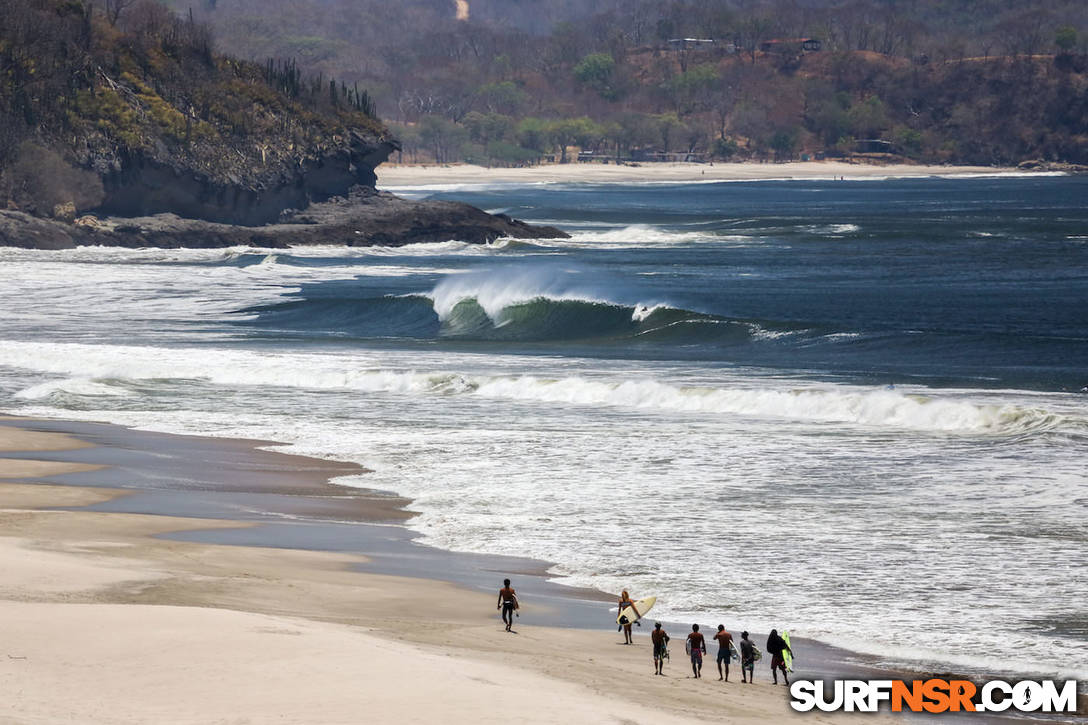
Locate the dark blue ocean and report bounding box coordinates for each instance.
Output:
[368,175,1088,391]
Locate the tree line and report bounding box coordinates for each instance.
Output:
[182,0,1087,166]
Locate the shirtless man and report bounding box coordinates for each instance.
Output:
[738,631,756,683]
[713,624,734,681]
[651,622,670,675]
[686,624,706,678]
[497,578,519,632]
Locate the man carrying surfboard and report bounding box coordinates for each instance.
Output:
[713,625,734,682]
[497,578,519,632]
[618,590,640,644]
[766,629,793,685]
[651,622,669,676]
[686,624,707,678]
[738,631,758,684]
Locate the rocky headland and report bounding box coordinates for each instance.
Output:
[0,1,566,249]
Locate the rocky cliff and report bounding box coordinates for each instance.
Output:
[91,130,396,226]
[0,0,566,246]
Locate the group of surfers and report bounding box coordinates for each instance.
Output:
[620,590,795,684]
[498,581,795,685]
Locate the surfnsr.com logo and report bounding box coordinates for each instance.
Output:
[789,679,1080,714]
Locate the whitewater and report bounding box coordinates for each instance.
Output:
[1,175,1085,683]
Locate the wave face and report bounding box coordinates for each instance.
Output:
[428,264,738,342]
[244,263,817,353]
[242,263,764,345]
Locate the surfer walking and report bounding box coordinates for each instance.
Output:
[618,590,640,644]
[497,578,519,632]
[651,622,669,676]
[766,629,793,685]
[686,624,706,678]
[738,631,756,683]
[713,625,734,682]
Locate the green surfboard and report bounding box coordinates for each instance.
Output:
[782,630,793,672]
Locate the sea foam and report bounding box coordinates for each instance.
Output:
[3,340,1081,438]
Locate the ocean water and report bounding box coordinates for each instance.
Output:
[1,175,1086,681]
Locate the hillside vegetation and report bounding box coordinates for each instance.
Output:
[186,0,1088,166]
[0,0,389,222]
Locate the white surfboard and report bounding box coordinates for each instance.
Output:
[616,596,656,625]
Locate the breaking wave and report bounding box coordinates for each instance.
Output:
[242,264,777,343]
[3,341,1085,438]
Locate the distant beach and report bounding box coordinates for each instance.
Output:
[378,160,1051,187]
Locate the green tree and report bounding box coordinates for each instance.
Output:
[476,81,527,115]
[485,140,539,167]
[1055,25,1077,53]
[463,111,514,146]
[615,113,658,158]
[893,126,924,157]
[712,136,739,159]
[731,101,770,155]
[666,64,720,116]
[770,128,799,160]
[654,112,685,154]
[848,96,889,138]
[806,89,852,145]
[516,117,553,154]
[548,117,603,162]
[573,53,618,100]
[419,115,468,163]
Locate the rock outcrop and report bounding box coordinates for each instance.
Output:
[91,133,397,226]
[0,187,568,250]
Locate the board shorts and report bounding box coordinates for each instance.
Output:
[716,649,730,663]
[502,602,515,613]
[653,642,667,659]
[691,649,703,665]
[771,653,785,669]
[742,656,755,670]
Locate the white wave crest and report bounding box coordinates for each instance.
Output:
[631,304,668,322]
[2,341,1079,436]
[556,224,710,248]
[427,264,662,322]
[799,223,860,235]
[14,377,133,399]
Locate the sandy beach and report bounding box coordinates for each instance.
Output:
[0,417,899,725]
[377,160,1045,188]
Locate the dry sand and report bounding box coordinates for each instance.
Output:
[0,423,887,724]
[378,160,1042,188]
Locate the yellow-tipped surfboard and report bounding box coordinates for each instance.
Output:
[616,596,656,625]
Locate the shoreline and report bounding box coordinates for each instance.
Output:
[377,160,1065,188]
[0,416,1080,722]
[0,416,814,724]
